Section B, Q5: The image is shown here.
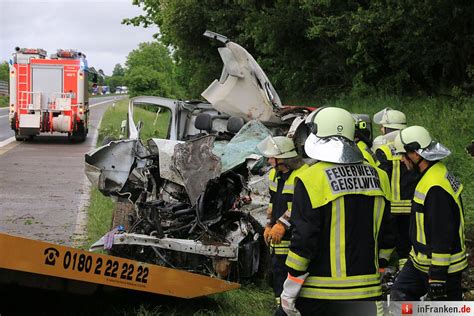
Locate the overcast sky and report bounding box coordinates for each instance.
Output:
[0,0,159,75]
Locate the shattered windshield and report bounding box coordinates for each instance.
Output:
[213,120,271,172]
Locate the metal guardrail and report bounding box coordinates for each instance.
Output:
[0,80,8,96]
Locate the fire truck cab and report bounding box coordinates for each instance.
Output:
[9,47,89,142]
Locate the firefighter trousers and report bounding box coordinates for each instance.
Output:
[394,214,410,260]
[391,259,463,301]
[294,297,378,316]
[271,252,287,316]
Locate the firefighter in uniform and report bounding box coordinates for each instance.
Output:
[280,107,396,316]
[391,126,467,301]
[373,107,419,270]
[257,136,309,314]
[353,113,377,166]
[372,107,406,152]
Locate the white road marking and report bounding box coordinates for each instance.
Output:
[72,102,108,247]
[0,136,15,148]
[90,97,123,108]
[0,137,19,156]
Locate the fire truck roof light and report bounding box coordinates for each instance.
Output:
[19,48,47,56]
[57,49,79,58]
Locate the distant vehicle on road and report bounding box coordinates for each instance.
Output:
[9,47,89,141]
[115,86,128,94]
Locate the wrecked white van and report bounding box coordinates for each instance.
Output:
[85,31,314,280]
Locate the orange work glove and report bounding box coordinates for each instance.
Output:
[269,222,286,244]
[264,225,273,245]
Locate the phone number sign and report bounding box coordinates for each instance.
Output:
[43,246,149,289]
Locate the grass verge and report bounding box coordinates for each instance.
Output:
[0,96,8,107]
[86,187,115,246]
[101,283,274,316]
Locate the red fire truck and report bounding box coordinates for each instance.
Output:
[9,47,89,141]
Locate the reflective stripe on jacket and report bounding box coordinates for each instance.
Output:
[357,140,378,166]
[377,144,413,214]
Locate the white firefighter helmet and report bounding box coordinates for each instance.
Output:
[304,107,363,164]
[393,131,406,154]
[373,107,407,130]
[372,130,399,152]
[372,135,387,152]
[257,135,298,159]
[304,107,324,125]
[398,125,451,161]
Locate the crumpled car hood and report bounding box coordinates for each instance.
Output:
[172,135,222,206]
[202,32,282,124]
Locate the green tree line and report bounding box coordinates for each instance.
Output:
[0,62,8,82]
[103,43,184,98]
[122,0,474,100]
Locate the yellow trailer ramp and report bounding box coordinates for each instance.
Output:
[0,233,240,298]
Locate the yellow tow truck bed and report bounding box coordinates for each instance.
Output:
[0,233,239,298]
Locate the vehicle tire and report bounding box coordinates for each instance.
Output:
[11,113,17,130]
[14,130,25,141]
[70,121,87,143]
[11,113,22,140]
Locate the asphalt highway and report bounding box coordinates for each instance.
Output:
[0,96,124,245]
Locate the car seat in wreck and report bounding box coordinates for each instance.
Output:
[194,112,214,134]
[227,116,245,134]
